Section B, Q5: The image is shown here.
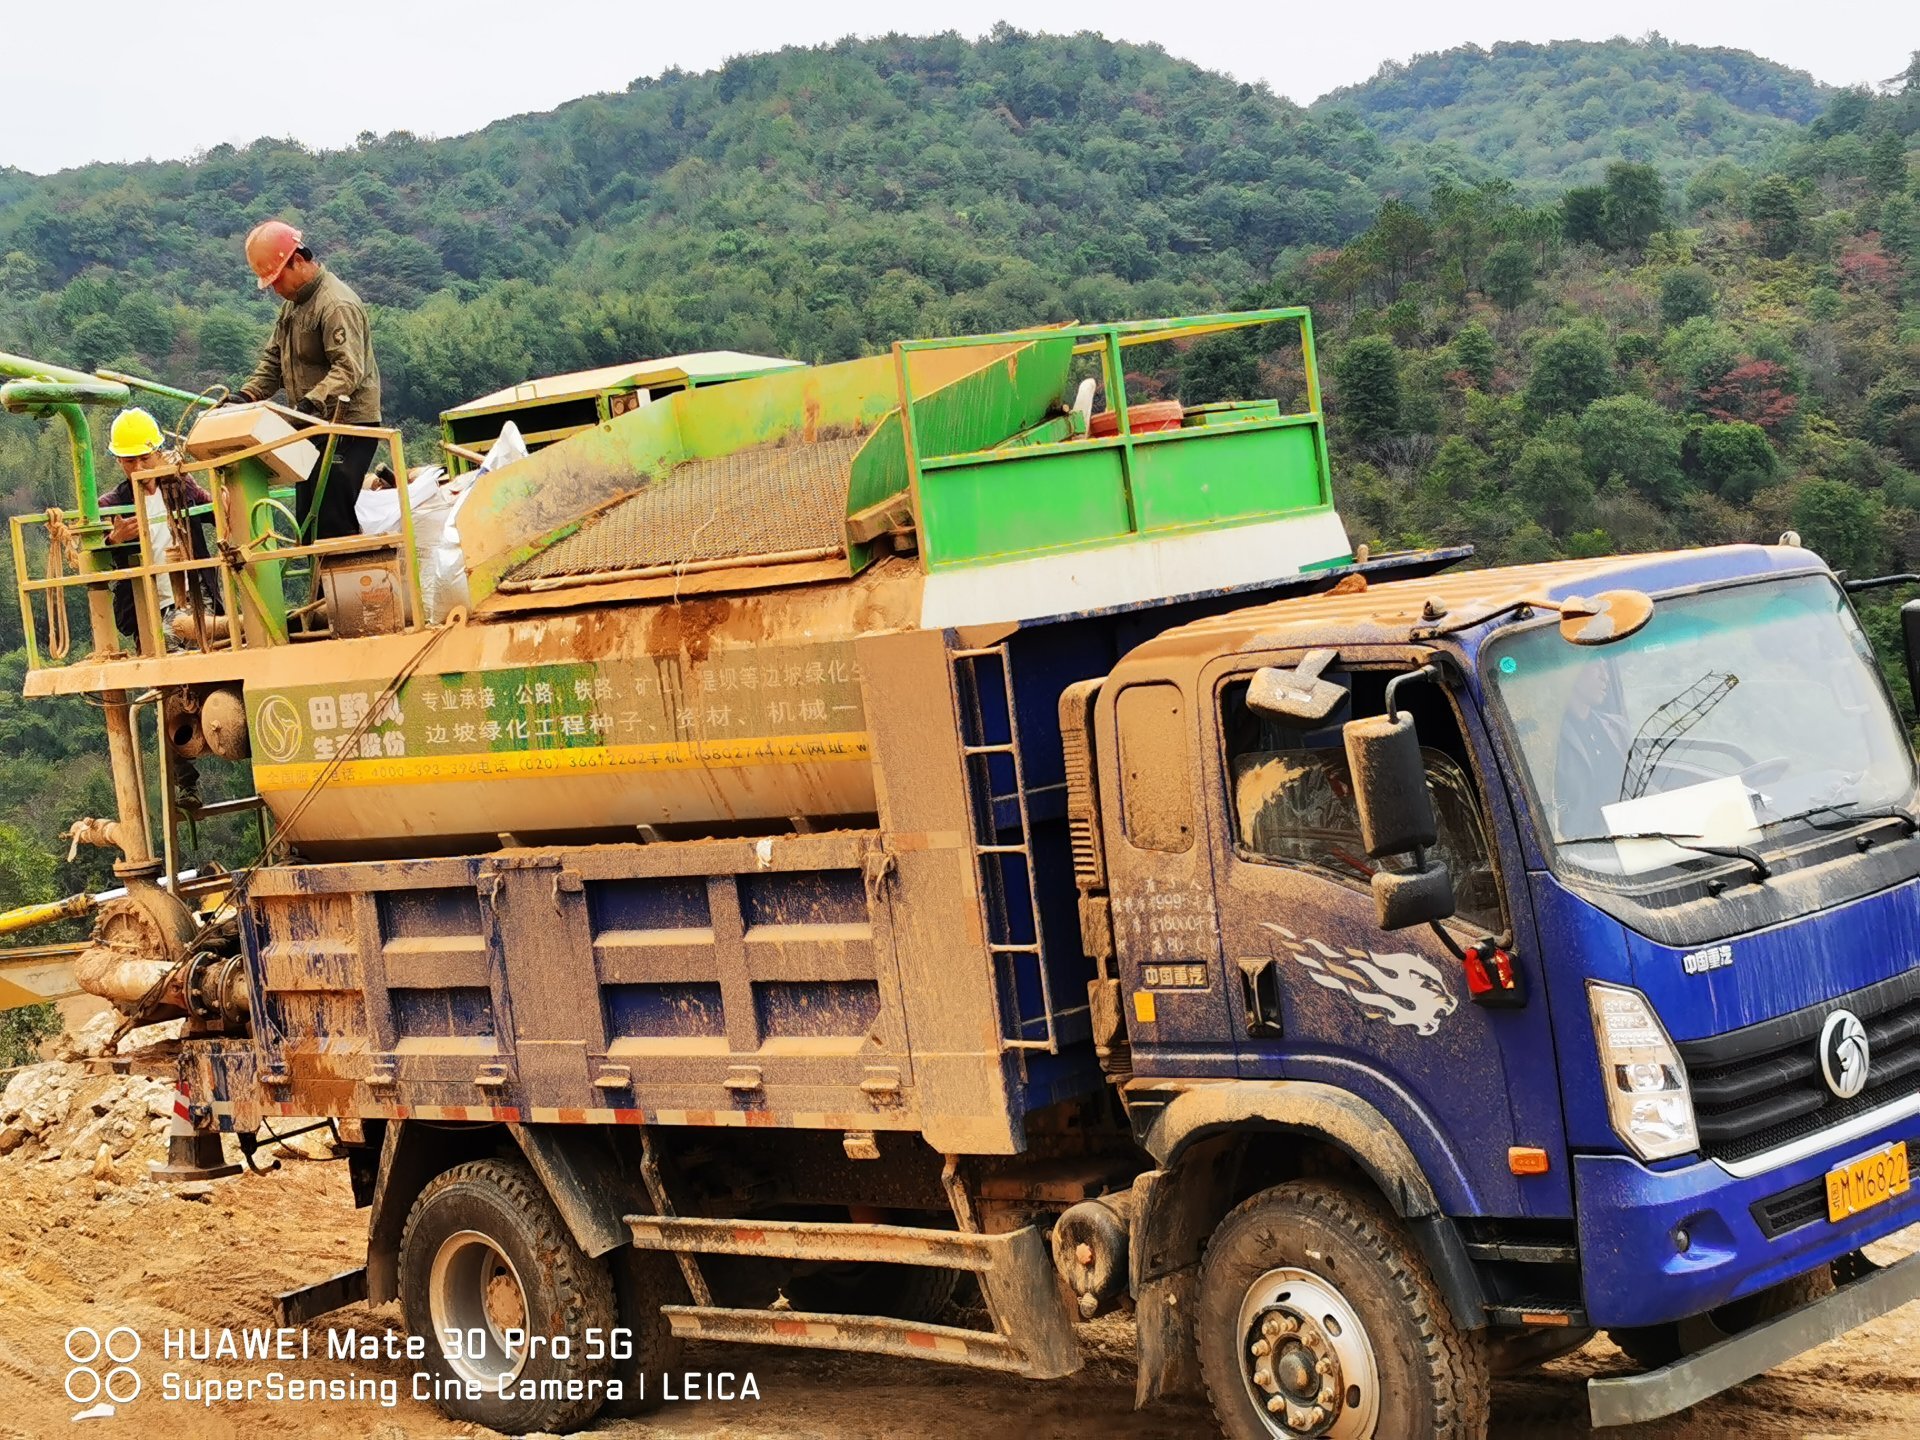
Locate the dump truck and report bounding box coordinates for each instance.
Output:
[8,308,1920,1438]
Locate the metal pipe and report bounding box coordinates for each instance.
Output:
[0,892,97,937]
[0,378,132,410]
[51,403,104,524]
[100,691,154,870]
[94,369,213,406]
[0,351,102,387]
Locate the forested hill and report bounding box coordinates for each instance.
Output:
[0,30,1401,425]
[0,28,1917,931]
[1315,37,1830,185]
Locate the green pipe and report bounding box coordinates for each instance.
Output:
[0,377,131,411]
[0,379,132,522]
[96,368,218,408]
[59,404,103,523]
[0,350,99,387]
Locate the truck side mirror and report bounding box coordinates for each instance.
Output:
[1343,710,1456,931]
[1902,600,1920,717]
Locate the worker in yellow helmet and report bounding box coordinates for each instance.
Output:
[101,408,214,645]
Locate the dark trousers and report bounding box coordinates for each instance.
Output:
[109,522,220,641]
[300,434,377,540]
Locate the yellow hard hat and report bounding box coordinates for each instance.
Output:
[108,408,164,458]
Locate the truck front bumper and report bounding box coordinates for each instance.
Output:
[1587,1248,1920,1427]
[1575,1115,1920,1327]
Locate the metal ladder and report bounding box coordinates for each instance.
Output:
[950,642,1060,1053]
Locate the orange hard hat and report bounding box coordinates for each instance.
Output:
[244,220,304,289]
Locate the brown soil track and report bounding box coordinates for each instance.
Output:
[1,1154,1915,1438]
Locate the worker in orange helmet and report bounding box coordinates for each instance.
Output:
[225,220,382,541]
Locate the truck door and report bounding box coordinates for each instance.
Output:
[1203,652,1570,1219]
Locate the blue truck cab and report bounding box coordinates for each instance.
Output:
[1086,540,1920,1432]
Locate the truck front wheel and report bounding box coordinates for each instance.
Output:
[399,1157,619,1433]
[1196,1181,1489,1440]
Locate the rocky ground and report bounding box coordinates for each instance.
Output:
[2,1016,1918,1438]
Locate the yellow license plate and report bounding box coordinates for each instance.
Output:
[1826,1141,1911,1222]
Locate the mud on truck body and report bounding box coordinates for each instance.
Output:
[8,310,1920,1438]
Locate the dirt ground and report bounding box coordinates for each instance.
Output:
[3,1046,1919,1439]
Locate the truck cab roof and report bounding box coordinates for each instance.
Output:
[1111,544,1831,685]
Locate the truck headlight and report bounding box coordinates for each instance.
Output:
[1588,981,1698,1162]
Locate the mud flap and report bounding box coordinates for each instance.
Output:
[1133,1266,1200,1407]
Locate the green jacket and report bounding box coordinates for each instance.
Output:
[237,267,381,423]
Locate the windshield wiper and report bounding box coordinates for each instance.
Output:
[1768,802,1918,836]
[1558,830,1771,882]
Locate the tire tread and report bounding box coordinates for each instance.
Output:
[1197,1181,1489,1440]
[400,1156,617,1433]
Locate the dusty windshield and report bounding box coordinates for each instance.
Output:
[1485,574,1913,880]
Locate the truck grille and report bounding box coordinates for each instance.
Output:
[1750,1178,1828,1238]
[1680,976,1920,1165]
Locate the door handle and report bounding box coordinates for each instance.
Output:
[1237,957,1283,1038]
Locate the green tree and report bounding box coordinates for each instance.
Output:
[1449,324,1496,389]
[1867,130,1909,196]
[1422,435,1485,500]
[1334,336,1402,441]
[1576,395,1687,504]
[0,821,61,1069]
[1561,186,1608,247]
[1482,242,1535,310]
[1602,161,1665,251]
[1181,332,1261,405]
[1525,325,1615,421]
[1659,317,1743,399]
[1510,437,1593,533]
[1658,267,1716,327]
[1691,421,1778,503]
[1792,479,1885,575]
[1383,297,1423,344]
[1748,174,1804,258]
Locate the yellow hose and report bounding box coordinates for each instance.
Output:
[0,892,96,938]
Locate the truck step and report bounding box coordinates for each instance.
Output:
[626,1214,1000,1268]
[627,1217,1080,1378]
[662,1305,1044,1374]
[1485,1299,1589,1328]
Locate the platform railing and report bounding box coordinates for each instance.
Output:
[9,417,422,670]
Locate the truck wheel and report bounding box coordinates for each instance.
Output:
[399,1158,617,1433]
[1197,1181,1489,1440]
[599,1248,686,1417]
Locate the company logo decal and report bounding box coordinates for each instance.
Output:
[1681,944,1732,976]
[1262,923,1457,1036]
[252,695,303,765]
[1819,1009,1871,1100]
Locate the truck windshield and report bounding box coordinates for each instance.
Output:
[1485,574,1914,881]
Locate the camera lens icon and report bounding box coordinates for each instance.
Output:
[65,1327,140,1406]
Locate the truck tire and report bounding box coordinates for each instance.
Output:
[399,1157,618,1433]
[1197,1181,1489,1440]
[599,1247,686,1417]
[1608,1263,1835,1372]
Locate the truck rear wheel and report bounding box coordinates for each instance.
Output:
[1197,1181,1489,1440]
[399,1158,617,1433]
[599,1247,686,1417]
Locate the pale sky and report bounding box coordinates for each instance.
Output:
[1,1,1912,175]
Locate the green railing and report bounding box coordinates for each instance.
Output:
[2,350,424,669]
[886,309,1331,571]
